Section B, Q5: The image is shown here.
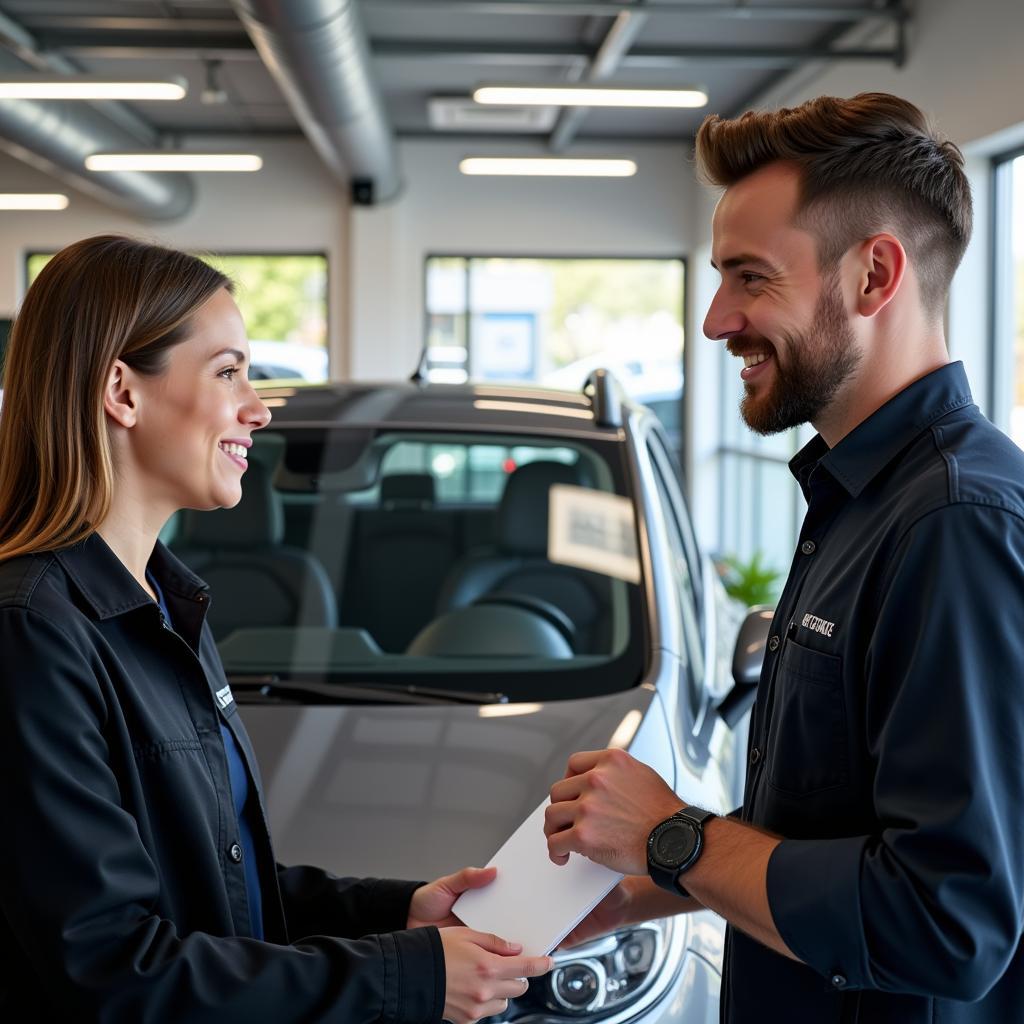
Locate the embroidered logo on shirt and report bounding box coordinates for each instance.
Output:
[801,613,836,638]
[215,684,234,710]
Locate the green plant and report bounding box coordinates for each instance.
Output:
[716,551,782,607]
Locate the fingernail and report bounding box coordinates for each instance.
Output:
[509,942,523,952]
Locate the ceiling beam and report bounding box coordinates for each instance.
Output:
[361,0,905,22]
[549,9,648,153]
[372,39,903,66]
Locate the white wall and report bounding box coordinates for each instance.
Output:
[349,138,695,380]
[0,138,350,371]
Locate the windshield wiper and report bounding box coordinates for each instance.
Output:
[227,674,508,706]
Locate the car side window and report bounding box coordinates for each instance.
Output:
[647,437,705,703]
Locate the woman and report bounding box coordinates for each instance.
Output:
[0,235,550,1023]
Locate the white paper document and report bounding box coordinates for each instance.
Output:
[452,798,623,957]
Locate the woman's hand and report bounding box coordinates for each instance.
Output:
[439,927,552,1024]
[407,865,497,929]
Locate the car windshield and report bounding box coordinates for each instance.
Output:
[164,427,646,702]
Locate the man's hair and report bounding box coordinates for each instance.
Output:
[695,92,973,312]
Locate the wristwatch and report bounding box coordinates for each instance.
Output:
[646,806,717,895]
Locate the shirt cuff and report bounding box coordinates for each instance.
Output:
[379,925,445,1024]
[767,836,873,991]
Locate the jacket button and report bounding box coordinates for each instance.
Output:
[768,635,780,652]
[229,843,243,864]
[801,540,817,555]
[750,747,762,765]
[831,974,847,988]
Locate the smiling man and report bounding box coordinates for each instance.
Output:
[544,93,1024,1023]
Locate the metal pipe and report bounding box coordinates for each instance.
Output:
[0,12,193,220]
[230,0,401,204]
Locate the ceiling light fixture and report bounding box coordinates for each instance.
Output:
[474,84,708,108]
[459,157,637,177]
[0,193,69,210]
[0,75,187,101]
[85,153,263,173]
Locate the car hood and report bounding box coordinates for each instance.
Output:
[239,685,670,880]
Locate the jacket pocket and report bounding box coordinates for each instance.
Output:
[765,638,847,796]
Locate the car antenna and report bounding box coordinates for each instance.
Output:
[410,348,430,385]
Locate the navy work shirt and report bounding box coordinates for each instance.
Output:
[723,362,1024,1024]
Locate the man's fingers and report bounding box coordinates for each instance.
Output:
[564,749,604,778]
[548,774,585,806]
[543,799,579,838]
[547,828,577,864]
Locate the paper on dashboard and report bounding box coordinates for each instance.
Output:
[451,798,623,957]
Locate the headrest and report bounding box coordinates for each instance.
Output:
[176,458,284,549]
[497,460,582,557]
[381,473,435,508]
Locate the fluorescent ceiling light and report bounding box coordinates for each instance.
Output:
[460,157,636,178]
[474,85,708,108]
[0,193,69,210]
[85,153,263,173]
[0,75,187,101]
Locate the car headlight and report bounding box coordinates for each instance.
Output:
[505,917,685,1023]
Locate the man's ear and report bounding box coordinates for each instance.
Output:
[854,233,907,318]
[103,359,139,429]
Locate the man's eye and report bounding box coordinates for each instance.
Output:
[741,272,765,284]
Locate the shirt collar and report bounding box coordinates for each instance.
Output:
[789,361,974,499]
[54,531,208,621]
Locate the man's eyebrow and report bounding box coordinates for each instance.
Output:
[710,254,778,273]
[208,348,247,363]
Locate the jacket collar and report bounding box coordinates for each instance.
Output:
[54,531,208,621]
[790,361,974,499]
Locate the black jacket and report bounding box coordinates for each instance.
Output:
[0,533,445,1023]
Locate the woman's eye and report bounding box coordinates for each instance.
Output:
[218,366,239,380]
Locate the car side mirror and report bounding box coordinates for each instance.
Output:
[717,606,774,728]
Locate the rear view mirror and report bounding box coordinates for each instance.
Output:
[717,606,774,728]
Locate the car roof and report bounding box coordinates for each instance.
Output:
[254,377,643,440]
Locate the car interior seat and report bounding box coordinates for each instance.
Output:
[171,457,338,640]
[339,472,459,652]
[434,460,614,654]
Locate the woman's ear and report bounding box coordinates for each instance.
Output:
[855,233,907,318]
[103,359,139,429]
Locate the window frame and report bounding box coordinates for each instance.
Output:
[989,147,1024,438]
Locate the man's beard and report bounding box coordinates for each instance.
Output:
[733,276,861,436]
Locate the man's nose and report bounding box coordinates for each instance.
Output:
[703,288,747,342]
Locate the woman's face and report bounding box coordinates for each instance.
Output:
[128,287,271,514]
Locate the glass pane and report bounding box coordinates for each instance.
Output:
[24,251,329,383]
[423,255,685,453]
[202,254,328,383]
[1011,155,1024,448]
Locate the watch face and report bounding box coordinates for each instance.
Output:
[653,821,697,867]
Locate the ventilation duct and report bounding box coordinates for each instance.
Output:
[0,26,193,220]
[230,0,401,204]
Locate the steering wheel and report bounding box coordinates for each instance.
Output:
[473,592,577,652]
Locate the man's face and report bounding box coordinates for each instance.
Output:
[704,162,861,435]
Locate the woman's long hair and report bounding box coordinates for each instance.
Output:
[0,235,231,561]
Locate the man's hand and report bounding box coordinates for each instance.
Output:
[558,878,635,949]
[407,865,496,929]
[439,928,552,1024]
[544,748,682,875]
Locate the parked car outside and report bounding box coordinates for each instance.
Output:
[163,371,757,1024]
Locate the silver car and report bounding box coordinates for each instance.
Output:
[164,371,761,1024]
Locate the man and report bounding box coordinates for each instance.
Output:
[544,92,1024,1023]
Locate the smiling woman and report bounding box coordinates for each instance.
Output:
[0,235,550,1023]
